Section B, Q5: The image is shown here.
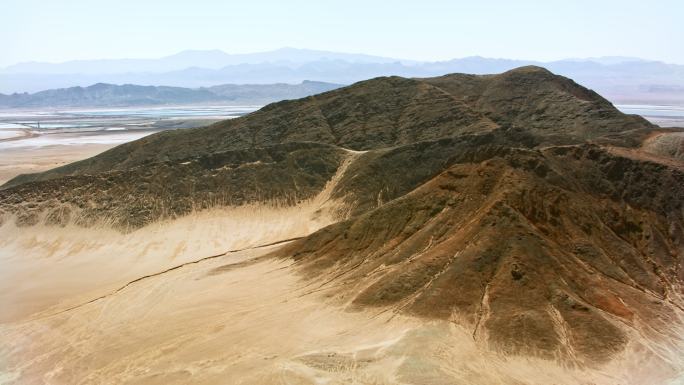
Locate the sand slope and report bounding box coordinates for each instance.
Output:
[3,240,683,385]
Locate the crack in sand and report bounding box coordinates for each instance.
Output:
[33,237,304,321]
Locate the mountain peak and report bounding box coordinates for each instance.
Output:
[501,65,552,75]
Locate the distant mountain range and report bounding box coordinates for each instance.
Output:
[0,81,342,108]
[1,48,410,75]
[1,48,683,104]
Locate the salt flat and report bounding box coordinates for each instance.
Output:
[0,105,260,185]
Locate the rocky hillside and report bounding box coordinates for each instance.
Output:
[3,66,652,187]
[1,66,682,371]
[0,142,344,229]
[279,143,684,362]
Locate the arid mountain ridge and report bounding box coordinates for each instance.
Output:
[0,80,341,108]
[1,66,684,378]
[2,66,654,183]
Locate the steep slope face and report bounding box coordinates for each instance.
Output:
[2,66,651,187]
[0,130,537,231]
[276,143,684,364]
[0,143,346,230]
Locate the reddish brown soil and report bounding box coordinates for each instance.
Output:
[276,144,684,364]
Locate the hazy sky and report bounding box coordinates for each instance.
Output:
[1,0,682,67]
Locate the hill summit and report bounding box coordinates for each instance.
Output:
[3,66,652,187]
